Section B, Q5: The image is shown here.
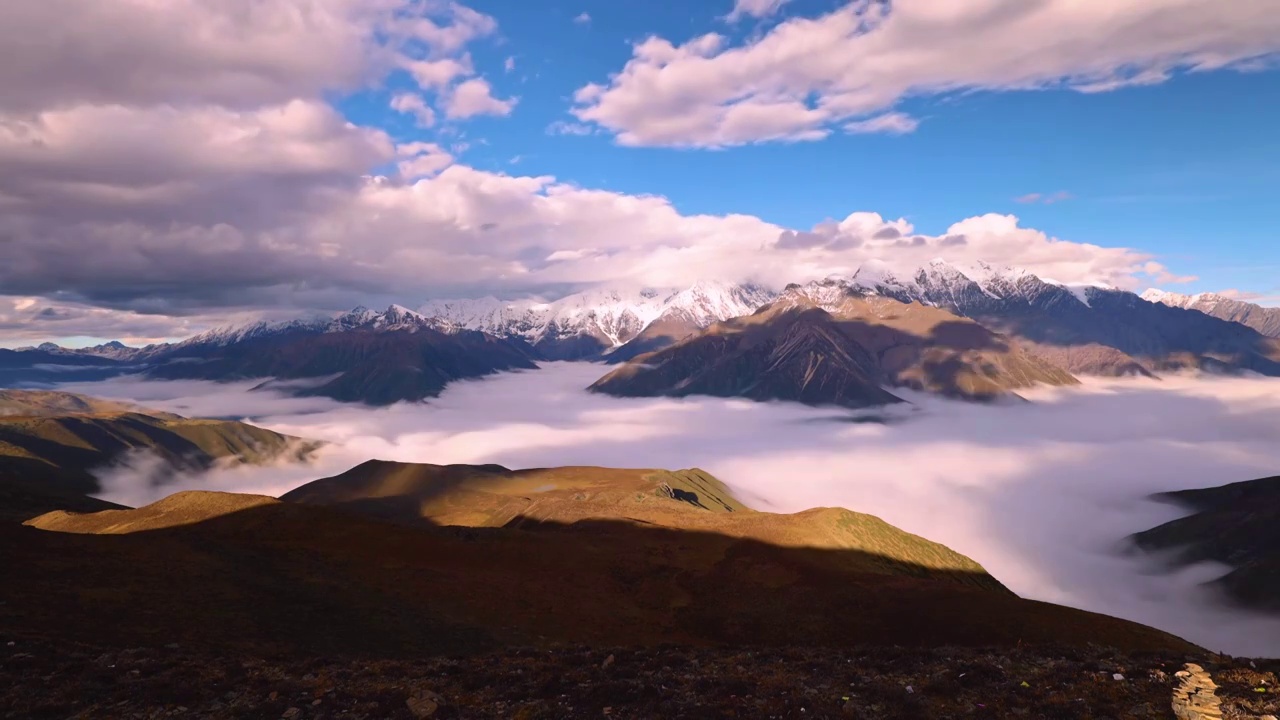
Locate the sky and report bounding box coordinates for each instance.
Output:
[61,363,1280,657]
[1,0,1279,346]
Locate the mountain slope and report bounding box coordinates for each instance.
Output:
[148,305,539,405]
[851,259,1280,376]
[13,463,1196,655]
[590,282,1076,407]
[423,282,777,360]
[0,390,315,503]
[1143,289,1280,338]
[1132,475,1280,613]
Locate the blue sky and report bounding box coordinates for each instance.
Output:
[345,0,1280,296]
[2,0,1279,346]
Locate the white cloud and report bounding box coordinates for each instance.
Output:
[390,92,437,127]
[572,0,1280,147]
[1016,191,1074,205]
[401,56,476,90]
[444,78,516,118]
[574,12,591,25]
[844,111,920,135]
[726,0,792,22]
[396,142,454,179]
[547,120,596,136]
[65,363,1280,658]
[504,56,516,73]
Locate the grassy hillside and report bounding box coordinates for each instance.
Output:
[284,460,997,589]
[15,481,1196,657]
[0,390,318,512]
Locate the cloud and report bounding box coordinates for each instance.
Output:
[726,0,793,23]
[547,120,597,136]
[444,78,516,119]
[64,363,1280,658]
[570,0,1280,147]
[390,92,437,127]
[574,12,591,25]
[396,142,454,179]
[504,56,516,73]
[843,112,920,135]
[1016,191,1074,205]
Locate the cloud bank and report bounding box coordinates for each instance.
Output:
[0,0,1220,344]
[62,363,1280,657]
[572,0,1280,147]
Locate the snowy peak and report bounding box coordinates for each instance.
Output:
[421,281,777,353]
[1142,289,1228,310]
[848,259,1110,310]
[185,305,458,348]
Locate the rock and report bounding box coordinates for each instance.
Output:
[1112,673,1125,681]
[1171,663,1222,720]
[602,654,615,670]
[282,708,301,719]
[407,689,444,718]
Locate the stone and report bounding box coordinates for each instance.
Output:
[1171,664,1223,720]
[407,689,445,719]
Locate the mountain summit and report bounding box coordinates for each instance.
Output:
[422,281,776,360]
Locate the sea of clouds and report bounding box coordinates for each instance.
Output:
[58,362,1280,656]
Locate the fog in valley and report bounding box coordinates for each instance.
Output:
[59,363,1280,656]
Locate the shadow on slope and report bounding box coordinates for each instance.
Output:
[6,489,1197,659]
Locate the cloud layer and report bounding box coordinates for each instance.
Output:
[572,0,1280,147]
[0,0,1229,343]
[64,364,1280,657]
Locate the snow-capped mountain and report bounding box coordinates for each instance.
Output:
[14,340,165,362]
[422,281,777,360]
[179,305,460,350]
[848,258,1112,311]
[1142,289,1280,338]
[827,258,1280,377]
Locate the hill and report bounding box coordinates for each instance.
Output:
[10,461,1196,658]
[589,283,1076,408]
[0,390,316,518]
[1131,474,1280,613]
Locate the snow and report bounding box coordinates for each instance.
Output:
[420,281,776,348]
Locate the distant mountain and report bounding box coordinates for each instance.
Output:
[0,389,315,519]
[1132,475,1280,614]
[849,259,1280,377]
[12,459,1197,656]
[1142,289,1280,338]
[149,305,538,405]
[590,282,1077,408]
[422,281,776,360]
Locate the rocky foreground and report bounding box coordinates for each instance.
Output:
[3,636,1278,720]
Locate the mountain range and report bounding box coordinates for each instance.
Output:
[6,262,1280,407]
[590,282,1077,407]
[420,281,777,361]
[1143,289,1280,338]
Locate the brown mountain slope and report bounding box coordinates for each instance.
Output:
[282,460,994,588]
[590,289,1076,408]
[14,481,1195,657]
[0,390,317,504]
